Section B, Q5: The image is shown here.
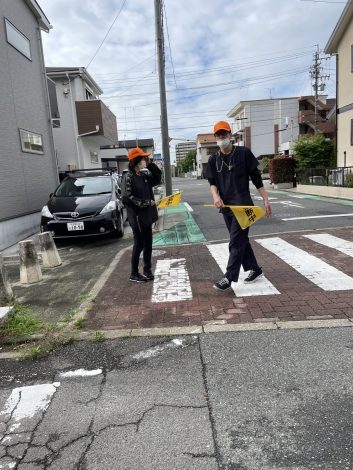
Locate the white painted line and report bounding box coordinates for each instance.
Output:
[304,233,353,257]
[0,383,60,432]
[59,368,102,378]
[207,243,280,296]
[184,202,193,212]
[132,338,186,360]
[152,258,192,302]
[282,213,353,221]
[256,237,353,291]
[0,307,11,320]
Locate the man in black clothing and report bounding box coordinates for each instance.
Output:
[122,147,162,283]
[206,121,272,291]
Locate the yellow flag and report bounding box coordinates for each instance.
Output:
[204,204,265,229]
[157,191,183,209]
[228,206,265,229]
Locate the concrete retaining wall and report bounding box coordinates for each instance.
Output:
[0,213,40,252]
[296,184,353,200]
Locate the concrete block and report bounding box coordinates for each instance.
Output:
[18,240,42,284]
[203,322,278,333]
[38,232,61,268]
[0,255,13,302]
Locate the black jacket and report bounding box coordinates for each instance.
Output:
[121,162,162,231]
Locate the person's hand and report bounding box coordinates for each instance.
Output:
[151,200,156,206]
[264,199,272,217]
[213,195,224,209]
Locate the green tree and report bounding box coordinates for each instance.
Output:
[177,150,196,174]
[293,134,335,169]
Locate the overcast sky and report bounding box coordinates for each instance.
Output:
[39,0,345,161]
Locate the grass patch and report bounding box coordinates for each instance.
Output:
[78,293,90,303]
[19,333,75,361]
[0,304,42,340]
[74,318,86,329]
[62,308,77,323]
[93,331,105,342]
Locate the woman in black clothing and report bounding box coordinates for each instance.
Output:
[122,147,162,283]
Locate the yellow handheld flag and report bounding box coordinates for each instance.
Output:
[204,204,265,229]
[228,206,265,229]
[157,191,183,209]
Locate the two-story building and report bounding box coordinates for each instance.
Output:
[0,0,58,250]
[325,0,353,167]
[46,67,118,179]
[196,134,217,178]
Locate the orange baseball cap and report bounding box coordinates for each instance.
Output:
[128,147,151,160]
[213,121,232,134]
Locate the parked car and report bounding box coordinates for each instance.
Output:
[40,171,125,238]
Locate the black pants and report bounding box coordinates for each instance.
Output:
[131,225,153,275]
[223,213,259,282]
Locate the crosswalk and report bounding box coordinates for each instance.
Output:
[151,232,353,301]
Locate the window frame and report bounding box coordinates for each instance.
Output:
[19,129,44,155]
[4,18,32,61]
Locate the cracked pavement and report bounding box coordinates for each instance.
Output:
[2,328,353,469]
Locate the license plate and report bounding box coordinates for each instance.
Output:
[67,222,84,231]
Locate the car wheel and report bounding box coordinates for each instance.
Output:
[114,211,124,238]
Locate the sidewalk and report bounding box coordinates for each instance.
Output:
[84,226,353,332]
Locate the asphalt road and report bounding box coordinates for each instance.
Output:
[2,328,353,469]
[172,177,353,240]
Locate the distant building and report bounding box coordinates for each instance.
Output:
[175,141,197,164]
[100,138,155,173]
[196,134,217,178]
[228,96,335,158]
[0,0,58,250]
[46,67,118,178]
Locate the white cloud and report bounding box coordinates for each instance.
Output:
[39,0,343,160]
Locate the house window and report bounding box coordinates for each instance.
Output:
[19,129,44,154]
[5,19,31,60]
[90,151,99,164]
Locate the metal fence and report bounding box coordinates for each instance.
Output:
[296,166,353,187]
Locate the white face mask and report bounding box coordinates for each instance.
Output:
[137,159,147,170]
[217,138,231,149]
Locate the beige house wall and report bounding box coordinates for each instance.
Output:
[337,110,353,167]
[336,20,353,167]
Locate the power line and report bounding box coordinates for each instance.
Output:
[86,0,128,69]
[162,0,177,89]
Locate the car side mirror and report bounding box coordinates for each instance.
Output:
[49,193,53,198]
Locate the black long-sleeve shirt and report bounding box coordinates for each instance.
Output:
[122,162,162,230]
[206,146,263,206]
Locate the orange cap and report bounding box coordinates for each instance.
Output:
[128,147,151,160]
[213,121,232,134]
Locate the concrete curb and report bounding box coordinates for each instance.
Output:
[2,318,353,360]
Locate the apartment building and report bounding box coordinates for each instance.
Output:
[175,141,197,164]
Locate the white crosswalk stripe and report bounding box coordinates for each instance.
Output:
[303,233,353,257]
[256,237,353,291]
[152,258,192,303]
[207,243,280,296]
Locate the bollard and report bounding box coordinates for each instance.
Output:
[38,232,62,268]
[0,255,13,302]
[19,240,42,284]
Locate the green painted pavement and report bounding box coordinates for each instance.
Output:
[153,203,206,246]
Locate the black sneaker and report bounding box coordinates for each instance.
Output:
[129,273,148,283]
[244,267,263,283]
[143,270,154,281]
[213,276,232,291]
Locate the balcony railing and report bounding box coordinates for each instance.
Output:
[75,100,117,143]
[296,166,353,187]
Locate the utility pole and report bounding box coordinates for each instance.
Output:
[154,0,172,195]
[310,45,330,134]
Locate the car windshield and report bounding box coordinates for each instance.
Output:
[54,176,112,197]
